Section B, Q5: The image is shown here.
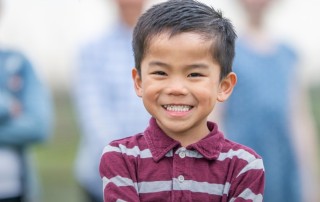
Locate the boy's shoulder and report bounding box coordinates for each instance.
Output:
[220,137,263,163]
[104,132,150,156]
[103,133,153,162]
[108,132,145,146]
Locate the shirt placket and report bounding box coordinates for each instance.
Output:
[172,147,191,201]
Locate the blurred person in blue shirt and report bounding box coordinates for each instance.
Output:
[0,51,53,202]
[214,0,320,201]
[72,0,150,201]
[0,4,53,200]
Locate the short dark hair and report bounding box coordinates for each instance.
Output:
[132,0,237,80]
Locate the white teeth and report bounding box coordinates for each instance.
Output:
[164,105,192,112]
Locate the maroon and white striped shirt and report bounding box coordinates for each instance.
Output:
[100,118,265,202]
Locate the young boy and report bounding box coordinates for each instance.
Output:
[99,0,265,201]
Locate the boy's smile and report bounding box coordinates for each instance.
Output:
[162,104,193,113]
[132,32,236,146]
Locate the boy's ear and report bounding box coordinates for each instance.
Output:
[217,72,237,102]
[132,68,143,97]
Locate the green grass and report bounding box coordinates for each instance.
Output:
[33,89,85,202]
[309,83,320,158]
[310,84,320,136]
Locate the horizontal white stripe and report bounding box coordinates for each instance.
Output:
[103,176,138,193]
[103,175,231,196]
[119,144,152,158]
[172,178,227,195]
[237,159,265,177]
[218,149,264,176]
[104,145,261,164]
[229,188,263,202]
[218,149,258,162]
[103,144,152,158]
[138,181,172,193]
[103,145,121,153]
[103,146,263,176]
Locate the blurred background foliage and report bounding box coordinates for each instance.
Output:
[310,84,320,145]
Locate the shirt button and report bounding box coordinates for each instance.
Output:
[178,175,184,183]
[179,151,186,158]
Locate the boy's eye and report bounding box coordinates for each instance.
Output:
[188,73,203,77]
[151,71,167,76]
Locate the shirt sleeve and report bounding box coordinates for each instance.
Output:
[228,158,265,202]
[99,144,140,202]
[0,53,53,145]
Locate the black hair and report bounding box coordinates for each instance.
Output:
[132,0,237,80]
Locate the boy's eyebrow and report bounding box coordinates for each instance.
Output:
[186,63,209,69]
[148,61,209,69]
[148,61,170,68]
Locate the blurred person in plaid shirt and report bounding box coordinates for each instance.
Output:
[72,0,150,201]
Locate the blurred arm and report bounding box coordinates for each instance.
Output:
[0,54,53,145]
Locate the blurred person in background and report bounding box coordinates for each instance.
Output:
[214,0,320,201]
[72,0,150,201]
[0,2,53,202]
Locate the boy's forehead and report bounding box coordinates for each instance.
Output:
[146,31,214,49]
[142,31,219,67]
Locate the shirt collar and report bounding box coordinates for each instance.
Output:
[144,118,224,162]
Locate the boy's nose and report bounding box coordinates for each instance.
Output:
[165,78,188,96]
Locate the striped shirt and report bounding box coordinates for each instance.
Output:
[100,118,265,201]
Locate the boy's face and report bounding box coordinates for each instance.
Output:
[132,32,236,140]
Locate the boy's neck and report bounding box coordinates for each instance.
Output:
[159,121,211,147]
